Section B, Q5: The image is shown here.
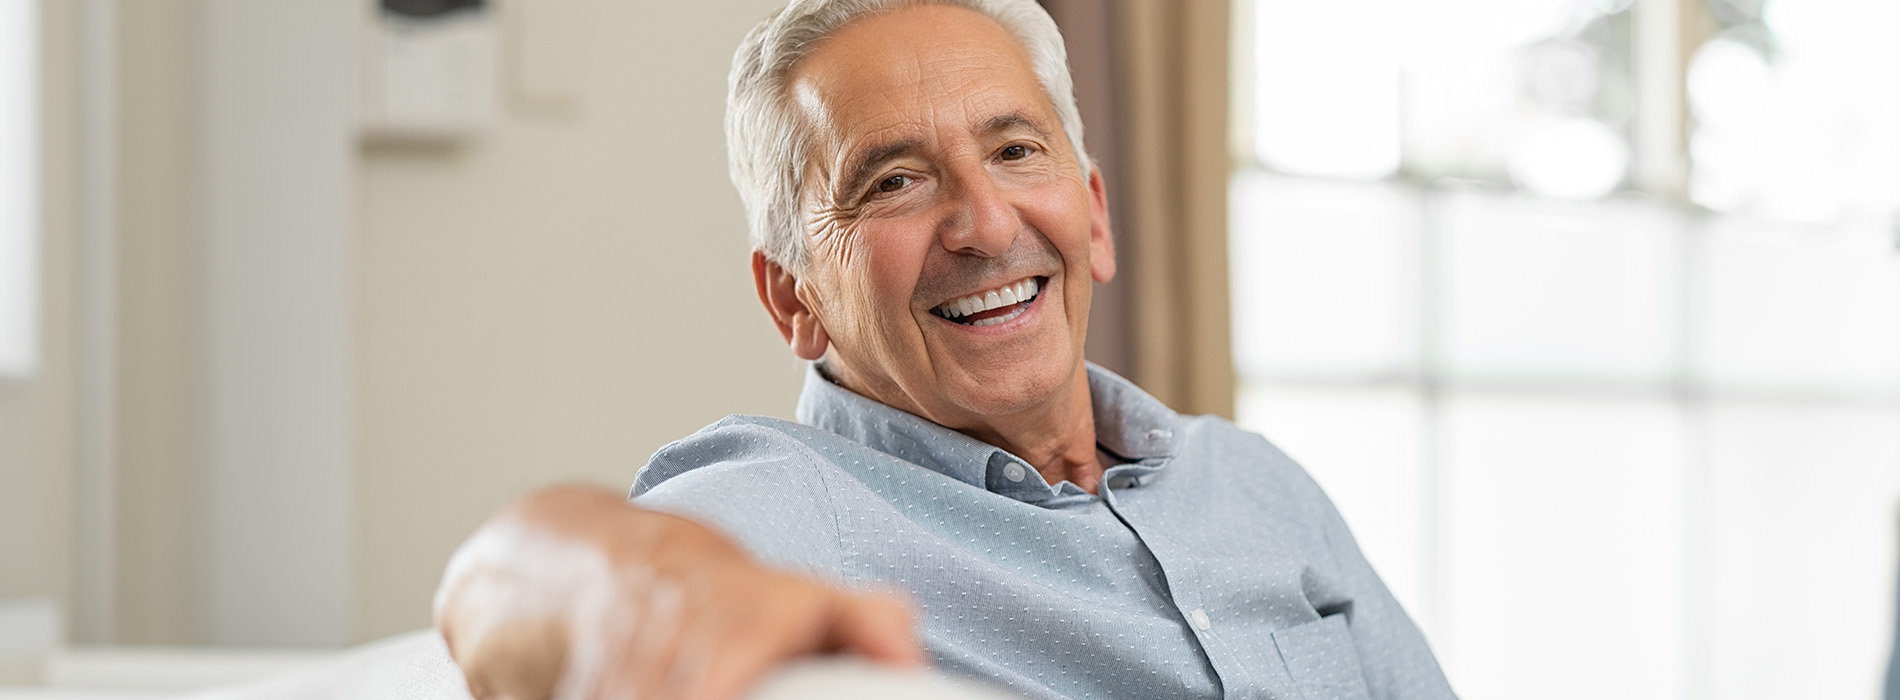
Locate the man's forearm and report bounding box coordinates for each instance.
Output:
[433,485,921,700]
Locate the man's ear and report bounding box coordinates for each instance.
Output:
[1086,167,1116,284]
[752,251,830,361]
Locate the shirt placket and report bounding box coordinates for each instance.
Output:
[1102,467,1262,699]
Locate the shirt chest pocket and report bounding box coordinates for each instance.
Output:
[1271,613,1373,700]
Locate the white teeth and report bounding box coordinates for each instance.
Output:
[969,305,1027,326]
[933,277,1043,320]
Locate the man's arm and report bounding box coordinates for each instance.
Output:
[433,485,923,700]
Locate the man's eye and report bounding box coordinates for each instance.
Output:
[1000,144,1029,160]
[877,174,911,193]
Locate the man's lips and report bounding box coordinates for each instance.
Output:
[929,277,1044,326]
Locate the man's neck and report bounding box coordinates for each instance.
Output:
[942,364,1106,494]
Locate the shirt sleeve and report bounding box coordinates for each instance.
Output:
[632,420,848,581]
[1250,432,1460,700]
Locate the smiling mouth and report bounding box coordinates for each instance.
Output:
[930,277,1045,327]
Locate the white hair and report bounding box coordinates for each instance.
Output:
[726,0,1091,272]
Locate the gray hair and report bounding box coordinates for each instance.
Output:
[726,0,1091,272]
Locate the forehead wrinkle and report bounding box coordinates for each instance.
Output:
[916,50,1063,155]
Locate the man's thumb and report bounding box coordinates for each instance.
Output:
[825,591,925,668]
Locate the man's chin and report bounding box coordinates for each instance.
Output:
[936,355,1082,420]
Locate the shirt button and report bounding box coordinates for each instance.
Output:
[1003,463,1027,482]
[1189,608,1212,631]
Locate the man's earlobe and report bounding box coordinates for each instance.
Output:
[1087,168,1117,284]
[751,251,830,361]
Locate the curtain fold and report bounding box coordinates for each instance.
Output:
[1043,0,1234,418]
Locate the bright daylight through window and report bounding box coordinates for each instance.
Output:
[0,0,36,378]
[1232,0,1900,699]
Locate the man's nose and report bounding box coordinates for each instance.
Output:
[936,168,1018,258]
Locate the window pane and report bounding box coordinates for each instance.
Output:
[1249,0,1634,196]
[1405,15,1636,200]
[1702,400,1900,700]
[1229,172,1421,380]
[1234,384,1431,627]
[1693,215,1900,394]
[0,0,37,377]
[1687,2,1900,223]
[1437,190,1681,384]
[1436,393,1687,700]
[1251,0,1400,179]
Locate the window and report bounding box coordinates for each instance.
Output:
[1233,1,1900,698]
[0,0,37,378]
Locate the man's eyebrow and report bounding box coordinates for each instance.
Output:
[979,112,1052,140]
[839,138,923,202]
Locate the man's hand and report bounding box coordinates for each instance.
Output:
[434,486,923,700]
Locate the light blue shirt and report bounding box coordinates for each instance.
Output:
[632,364,1457,700]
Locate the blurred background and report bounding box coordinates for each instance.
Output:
[0,0,1896,699]
[0,0,810,669]
[1229,1,1900,699]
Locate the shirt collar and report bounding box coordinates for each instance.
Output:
[794,362,1184,502]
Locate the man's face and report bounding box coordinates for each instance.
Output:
[764,4,1114,429]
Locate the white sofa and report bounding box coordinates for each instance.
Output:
[0,630,1019,700]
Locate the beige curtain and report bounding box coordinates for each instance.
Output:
[1043,0,1234,418]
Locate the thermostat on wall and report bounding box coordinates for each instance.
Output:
[361,0,498,141]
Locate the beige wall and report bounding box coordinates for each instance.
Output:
[113,0,203,644]
[355,0,802,639]
[5,0,807,644]
[0,0,198,645]
[0,0,77,621]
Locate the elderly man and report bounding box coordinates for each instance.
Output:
[435,1,1457,699]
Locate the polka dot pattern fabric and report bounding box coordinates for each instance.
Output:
[633,365,1458,700]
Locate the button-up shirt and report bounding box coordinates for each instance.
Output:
[632,364,1457,700]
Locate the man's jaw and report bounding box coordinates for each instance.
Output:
[928,276,1046,327]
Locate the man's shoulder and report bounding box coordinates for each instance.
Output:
[1171,413,1336,508]
[632,414,855,497]
[1174,412,1294,468]
[630,414,874,576]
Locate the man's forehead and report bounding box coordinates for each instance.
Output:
[787,5,1052,151]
